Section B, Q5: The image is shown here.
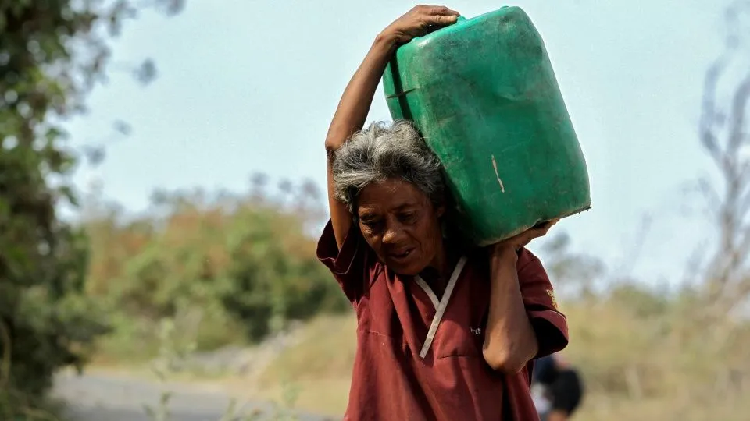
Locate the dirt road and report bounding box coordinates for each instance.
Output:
[53,371,333,421]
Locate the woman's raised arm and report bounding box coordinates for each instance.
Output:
[324,5,459,249]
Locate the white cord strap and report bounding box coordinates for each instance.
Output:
[415,256,467,359]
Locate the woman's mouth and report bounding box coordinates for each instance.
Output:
[389,248,414,263]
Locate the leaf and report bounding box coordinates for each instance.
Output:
[82,145,106,166]
[113,120,133,136]
[134,59,158,85]
[59,185,80,207]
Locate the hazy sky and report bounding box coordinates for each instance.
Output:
[67,0,728,286]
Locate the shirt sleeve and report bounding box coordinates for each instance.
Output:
[517,248,569,358]
[315,220,375,305]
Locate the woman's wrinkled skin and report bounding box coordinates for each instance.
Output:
[356,179,446,276]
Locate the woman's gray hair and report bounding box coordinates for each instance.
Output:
[332,120,446,215]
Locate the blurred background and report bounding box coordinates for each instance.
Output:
[2,0,749,420]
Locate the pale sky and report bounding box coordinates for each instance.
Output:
[67,0,727,286]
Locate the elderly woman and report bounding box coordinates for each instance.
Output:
[319,5,569,421]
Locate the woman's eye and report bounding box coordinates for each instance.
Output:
[361,219,382,230]
[399,212,417,223]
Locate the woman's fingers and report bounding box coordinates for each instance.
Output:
[515,219,559,246]
[425,5,460,16]
[426,14,459,26]
[494,219,559,253]
[383,5,461,44]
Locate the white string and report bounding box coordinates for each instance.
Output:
[414,276,440,307]
[418,256,467,359]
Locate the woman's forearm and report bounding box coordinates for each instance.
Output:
[324,34,396,152]
[482,248,539,373]
[324,33,398,247]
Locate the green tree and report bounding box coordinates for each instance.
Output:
[538,231,605,298]
[0,0,182,416]
[85,185,349,357]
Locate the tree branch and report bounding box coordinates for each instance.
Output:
[698,1,750,317]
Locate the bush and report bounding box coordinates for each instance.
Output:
[85,188,349,357]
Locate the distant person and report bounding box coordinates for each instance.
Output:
[317,4,569,421]
[531,353,584,421]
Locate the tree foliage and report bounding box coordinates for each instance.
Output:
[538,231,605,298]
[0,0,183,415]
[85,184,349,357]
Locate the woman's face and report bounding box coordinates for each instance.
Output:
[357,179,444,275]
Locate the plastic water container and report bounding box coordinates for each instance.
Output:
[382,6,591,246]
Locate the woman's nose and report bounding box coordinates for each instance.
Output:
[382,224,405,244]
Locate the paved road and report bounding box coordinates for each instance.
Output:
[53,372,333,421]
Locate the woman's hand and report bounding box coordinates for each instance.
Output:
[483,219,558,373]
[378,5,460,47]
[491,219,559,262]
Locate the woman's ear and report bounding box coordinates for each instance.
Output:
[432,191,448,219]
[436,203,446,218]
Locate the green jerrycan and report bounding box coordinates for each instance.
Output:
[382,6,591,246]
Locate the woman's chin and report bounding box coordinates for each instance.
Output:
[386,258,426,276]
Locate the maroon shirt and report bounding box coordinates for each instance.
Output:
[317,221,568,421]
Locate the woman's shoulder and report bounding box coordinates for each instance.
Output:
[316,220,381,303]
